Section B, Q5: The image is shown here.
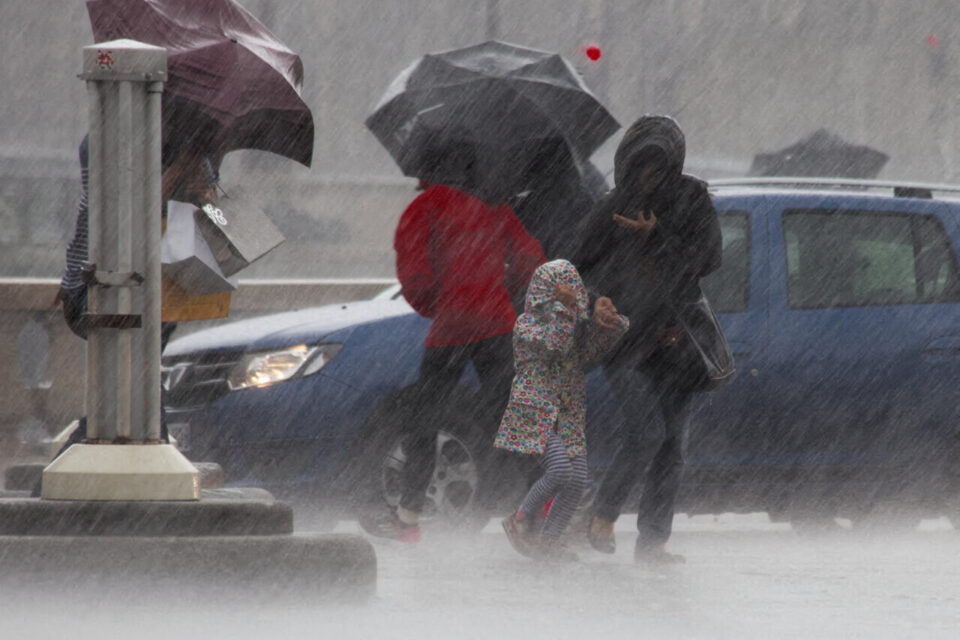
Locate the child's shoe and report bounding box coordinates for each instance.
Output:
[358,507,421,543]
[502,511,535,557]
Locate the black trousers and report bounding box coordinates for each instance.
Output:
[593,349,694,547]
[399,333,514,514]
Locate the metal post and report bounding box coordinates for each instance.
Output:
[485,0,500,40]
[142,79,164,441]
[42,39,198,501]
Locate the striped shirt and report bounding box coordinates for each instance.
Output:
[60,136,89,291]
[60,135,219,291]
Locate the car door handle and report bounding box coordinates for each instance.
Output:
[923,336,960,355]
[728,342,751,359]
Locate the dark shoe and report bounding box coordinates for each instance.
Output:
[587,516,616,554]
[634,543,685,565]
[358,508,421,543]
[533,536,579,563]
[502,512,535,557]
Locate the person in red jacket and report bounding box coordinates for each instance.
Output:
[360,145,546,542]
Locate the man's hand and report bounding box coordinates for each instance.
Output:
[592,296,620,329]
[613,209,657,236]
[555,284,578,311]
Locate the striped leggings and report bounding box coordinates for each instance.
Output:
[519,432,588,539]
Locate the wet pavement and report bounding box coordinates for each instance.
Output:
[6,512,956,639]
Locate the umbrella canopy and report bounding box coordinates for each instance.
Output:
[749,129,888,179]
[366,40,619,192]
[87,0,314,166]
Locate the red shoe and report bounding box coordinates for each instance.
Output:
[358,508,421,543]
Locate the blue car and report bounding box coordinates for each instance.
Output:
[162,179,960,529]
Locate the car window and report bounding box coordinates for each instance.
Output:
[701,211,750,313]
[783,209,960,308]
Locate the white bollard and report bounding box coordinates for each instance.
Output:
[42,39,198,501]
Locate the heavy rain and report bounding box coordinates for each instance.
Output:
[1,1,960,639]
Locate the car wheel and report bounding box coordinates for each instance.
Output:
[352,390,492,531]
[378,424,489,530]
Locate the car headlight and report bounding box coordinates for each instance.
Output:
[227,343,343,391]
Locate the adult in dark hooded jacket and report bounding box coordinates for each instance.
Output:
[574,115,721,563]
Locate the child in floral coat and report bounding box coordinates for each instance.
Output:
[494,259,629,560]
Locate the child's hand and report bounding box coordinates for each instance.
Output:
[593,296,620,329]
[555,284,578,310]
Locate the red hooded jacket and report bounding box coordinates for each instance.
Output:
[395,185,546,347]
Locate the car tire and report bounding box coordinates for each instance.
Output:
[350,388,493,531]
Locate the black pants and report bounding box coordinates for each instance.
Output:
[399,333,514,514]
[593,349,693,547]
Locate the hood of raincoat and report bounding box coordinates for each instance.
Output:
[523,259,589,321]
[613,115,686,195]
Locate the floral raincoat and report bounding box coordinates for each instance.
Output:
[494,259,629,457]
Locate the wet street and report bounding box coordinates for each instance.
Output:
[7,513,958,640]
[330,514,960,639]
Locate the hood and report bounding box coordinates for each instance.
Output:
[523,259,589,320]
[613,115,685,191]
[163,298,413,356]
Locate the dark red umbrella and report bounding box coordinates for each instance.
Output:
[87,0,314,166]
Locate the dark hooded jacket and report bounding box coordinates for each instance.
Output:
[573,115,722,362]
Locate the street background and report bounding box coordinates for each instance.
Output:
[5,1,960,449]
[3,1,960,280]
[1,4,959,635]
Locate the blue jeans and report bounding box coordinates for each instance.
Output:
[593,354,693,547]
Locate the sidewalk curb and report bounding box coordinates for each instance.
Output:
[0,533,377,602]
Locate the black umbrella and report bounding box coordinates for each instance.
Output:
[366,40,619,193]
[749,129,888,179]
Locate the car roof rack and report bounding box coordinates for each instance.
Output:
[707,177,960,198]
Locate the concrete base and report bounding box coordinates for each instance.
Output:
[4,462,43,491]
[0,488,292,536]
[0,533,377,603]
[6,460,225,492]
[0,488,378,602]
[41,443,198,500]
